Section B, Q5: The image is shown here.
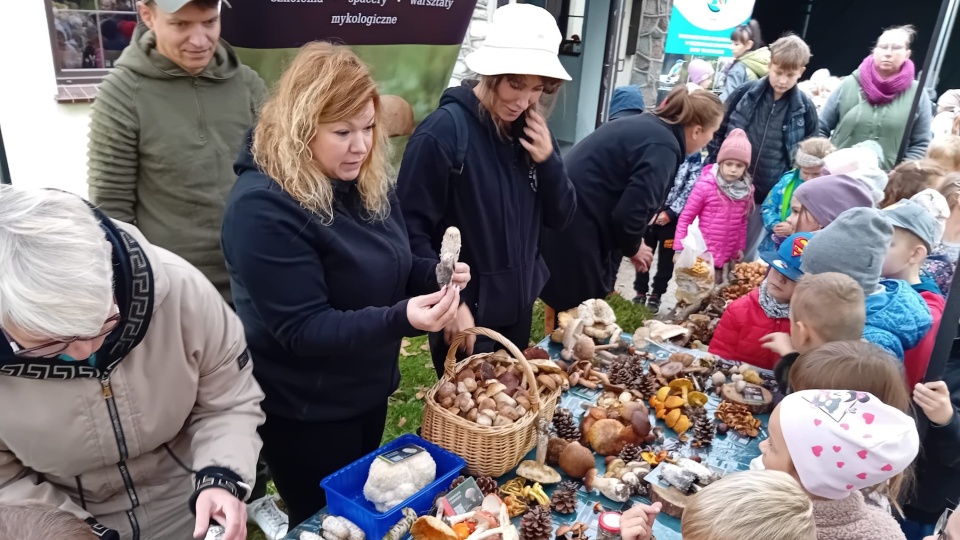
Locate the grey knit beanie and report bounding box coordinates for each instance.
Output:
[793,175,875,229]
[800,207,893,295]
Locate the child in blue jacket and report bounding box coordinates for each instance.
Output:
[759,137,834,253]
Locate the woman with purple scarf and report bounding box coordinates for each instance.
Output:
[819,25,932,170]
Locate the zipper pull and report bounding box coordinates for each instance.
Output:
[101,378,113,399]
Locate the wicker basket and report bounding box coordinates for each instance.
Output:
[421,327,561,477]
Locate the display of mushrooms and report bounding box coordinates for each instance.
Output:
[577,394,654,456]
[433,354,568,427]
[577,299,620,342]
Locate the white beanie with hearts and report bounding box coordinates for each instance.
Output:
[778,389,919,500]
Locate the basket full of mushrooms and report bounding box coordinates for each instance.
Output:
[421,327,561,478]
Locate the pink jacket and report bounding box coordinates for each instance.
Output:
[674,164,753,267]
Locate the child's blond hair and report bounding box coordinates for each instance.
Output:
[791,273,866,343]
[681,470,816,540]
[938,172,960,209]
[0,503,97,540]
[795,137,835,166]
[927,135,960,172]
[769,35,812,71]
[881,159,947,208]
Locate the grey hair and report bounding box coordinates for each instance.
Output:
[0,186,113,339]
[0,503,97,539]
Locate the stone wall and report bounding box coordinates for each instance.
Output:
[629,0,674,106]
[450,0,494,87]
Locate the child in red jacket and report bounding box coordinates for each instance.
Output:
[710,232,813,369]
[882,199,945,387]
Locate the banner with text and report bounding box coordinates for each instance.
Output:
[221,0,478,125]
[664,0,755,56]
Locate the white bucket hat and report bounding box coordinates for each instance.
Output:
[465,3,571,81]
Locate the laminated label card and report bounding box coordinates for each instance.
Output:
[440,477,485,516]
[378,443,426,464]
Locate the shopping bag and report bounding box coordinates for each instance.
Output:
[674,220,715,306]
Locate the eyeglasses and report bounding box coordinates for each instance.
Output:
[936,507,954,540]
[2,310,121,358]
[875,43,908,52]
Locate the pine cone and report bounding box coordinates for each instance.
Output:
[690,409,715,448]
[558,480,582,493]
[608,355,645,390]
[639,373,661,401]
[550,487,578,515]
[618,443,643,463]
[520,505,553,540]
[476,476,499,496]
[449,476,466,491]
[552,409,581,442]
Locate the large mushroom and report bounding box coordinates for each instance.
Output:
[516,418,561,484]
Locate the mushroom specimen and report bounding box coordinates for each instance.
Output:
[583,468,631,502]
[436,227,461,287]
[558,442,595,479]
[516,418,562,484]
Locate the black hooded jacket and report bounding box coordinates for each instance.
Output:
[396,82,577,329]
[222,133,437,422]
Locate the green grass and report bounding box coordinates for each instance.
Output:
[247,296,650,539]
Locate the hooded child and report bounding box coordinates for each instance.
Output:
[675,128,754,276]
[710,232,813,369]
[800,207,933,362]
[882,199,946,387]
[760,137,835,253]
[762,389,919,540]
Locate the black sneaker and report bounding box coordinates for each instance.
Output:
[647,294,662,311]
[633,294,647,305]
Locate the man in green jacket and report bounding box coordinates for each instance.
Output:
[86,2,286,539]
[87,0,265,306]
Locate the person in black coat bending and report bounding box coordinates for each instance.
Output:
[540,86,726,312]
[396,3,576,376]
[220,43,467,527]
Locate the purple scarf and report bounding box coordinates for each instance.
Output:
[858,55,915,106]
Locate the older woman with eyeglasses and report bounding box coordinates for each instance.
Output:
[0,186,265,540]
[819,25,933,170]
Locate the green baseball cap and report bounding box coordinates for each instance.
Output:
[153,0,230,13]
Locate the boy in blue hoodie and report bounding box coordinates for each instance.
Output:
[799,207,933,360]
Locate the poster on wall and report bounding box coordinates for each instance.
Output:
[220,0,478,126]
[664,0,756,56]
[656,0,755,102]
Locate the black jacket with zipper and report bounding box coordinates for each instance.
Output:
[540,113,687,311]
[223,133,437,422]
[903,351,960,524]
[707,78,818,204]
[396,82,577,330]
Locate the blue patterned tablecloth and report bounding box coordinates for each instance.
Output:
[286,336,770,540]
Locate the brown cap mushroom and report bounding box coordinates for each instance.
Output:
[559,442,596,479]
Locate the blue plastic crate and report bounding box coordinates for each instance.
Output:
[320,434,466,539]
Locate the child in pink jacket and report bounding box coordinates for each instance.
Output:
[675,128,754,277]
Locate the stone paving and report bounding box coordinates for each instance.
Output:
[613,255,678,317]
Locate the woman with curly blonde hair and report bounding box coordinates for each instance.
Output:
[221,42,468,526]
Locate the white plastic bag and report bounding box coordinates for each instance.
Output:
[674,220,715,306]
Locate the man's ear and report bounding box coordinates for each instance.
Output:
[137,1,155,30]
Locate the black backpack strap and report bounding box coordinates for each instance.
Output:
[439,103,469,177]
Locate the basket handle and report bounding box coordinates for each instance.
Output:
[445,327,541,414]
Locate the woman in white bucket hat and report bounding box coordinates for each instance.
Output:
[397,3,576,376]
